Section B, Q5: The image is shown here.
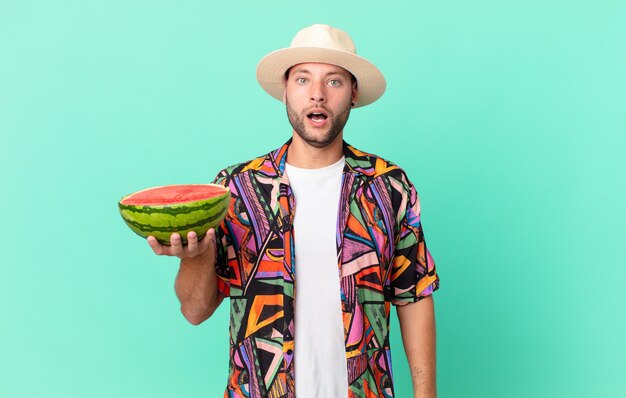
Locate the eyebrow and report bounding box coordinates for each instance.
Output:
[291,68,350,79]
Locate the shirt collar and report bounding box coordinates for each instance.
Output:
[265,138,375,178]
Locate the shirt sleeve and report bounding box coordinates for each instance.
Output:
[212,169,232,298]
[389,176,440,306]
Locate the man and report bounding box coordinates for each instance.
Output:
[148,24,440,398]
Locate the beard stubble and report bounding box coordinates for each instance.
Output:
[285,97,352,148]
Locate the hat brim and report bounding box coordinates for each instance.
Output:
[256,47,386,108]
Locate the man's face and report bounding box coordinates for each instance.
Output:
[284,63,358,148]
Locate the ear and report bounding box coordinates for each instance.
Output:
[351,83,359,107]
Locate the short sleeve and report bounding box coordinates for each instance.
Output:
[390,178,440,306]
[212,169,232,298]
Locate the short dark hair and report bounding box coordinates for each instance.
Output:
[284,65,357,85]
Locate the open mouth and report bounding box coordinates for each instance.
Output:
[307,111,328,122]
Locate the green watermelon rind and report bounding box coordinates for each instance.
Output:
[118,185,230,245]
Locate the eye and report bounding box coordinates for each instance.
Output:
[295,77,307,84]
[328,79,342,86]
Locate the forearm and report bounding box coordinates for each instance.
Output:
[396,295,437,398]
[174,250,222,325]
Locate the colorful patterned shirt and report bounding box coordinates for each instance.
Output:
[212,140,440,398]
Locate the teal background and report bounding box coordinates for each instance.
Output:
[1,1,625,396]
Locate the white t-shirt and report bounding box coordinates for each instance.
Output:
[285,156,348,398]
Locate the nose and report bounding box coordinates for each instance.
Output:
[309,81,326,104]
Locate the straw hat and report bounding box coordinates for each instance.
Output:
[256,24,386,107]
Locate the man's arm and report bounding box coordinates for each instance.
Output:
[396,295,437,398]
[149,229,224,325]
[174,245,224,325]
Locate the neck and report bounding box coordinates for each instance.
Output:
[286,131,344,169]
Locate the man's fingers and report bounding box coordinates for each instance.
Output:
[187,231,198,255]
[147,232,213,259]
[147,236,163,255]
[197,228,214,254]
[170,233,184,257]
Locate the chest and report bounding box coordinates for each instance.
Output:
[225,172,398,285]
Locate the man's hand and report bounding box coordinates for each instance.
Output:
[147,229,215,260]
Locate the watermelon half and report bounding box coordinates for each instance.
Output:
[118,184,230,245]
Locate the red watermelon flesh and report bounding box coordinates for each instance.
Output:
[119,184,231,245]
[120,184,227,206]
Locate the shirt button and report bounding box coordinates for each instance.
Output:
[281,216,292,232]
[287,349,293,355]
